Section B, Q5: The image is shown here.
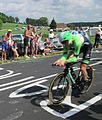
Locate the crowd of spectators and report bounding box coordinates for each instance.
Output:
[1,24,55,62]
[3,25,102,62]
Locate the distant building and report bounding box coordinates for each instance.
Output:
[56,23,68,31]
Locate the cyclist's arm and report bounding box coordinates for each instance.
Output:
[60,40,82,63]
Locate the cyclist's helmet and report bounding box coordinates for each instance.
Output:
[59,31,72,44]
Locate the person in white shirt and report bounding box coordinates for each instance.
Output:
[48,29,55,42]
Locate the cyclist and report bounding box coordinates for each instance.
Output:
[54,31,92,92]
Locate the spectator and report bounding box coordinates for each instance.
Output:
[31,27,37,58]
[38,33,45,55]
[43,38,52,55]
[48,29,55,42]
[93,29,102,48]
[34,34,39,57]
[3,29,13,60]
[24,24,33,58]
[1,36,8,62]
[11,41,19,60]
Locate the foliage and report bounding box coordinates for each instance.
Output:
[49,18,57,29]
[0,19,3,29]
[26,17,48,26]
[0,12,19,23]
[68,21,102,27]
[15,17,19,23]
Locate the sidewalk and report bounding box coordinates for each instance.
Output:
[0,51,62,65]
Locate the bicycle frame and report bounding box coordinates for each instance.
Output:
[63,66,76,85]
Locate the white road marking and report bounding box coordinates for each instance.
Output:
[40,100,65,119]
[0,68,4,70]
[0,73,22,80]
[90,58,102,60]
[9,80,48,98]
[40,94,102,119]
[40,60,102,119]
[0,59,101,119]
[0,74,56,92]
[90,61,102,66]
[0,70,14,78]
[63,94,102,118]
[0,76,34,87]
[92,50,102,53]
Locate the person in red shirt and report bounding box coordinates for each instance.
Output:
[3,29,13,60]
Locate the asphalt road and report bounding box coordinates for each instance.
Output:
[0,49,102,120]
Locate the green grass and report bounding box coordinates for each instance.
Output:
[0,23,26,36]
[0,23,49,39]
[90,36,95,44]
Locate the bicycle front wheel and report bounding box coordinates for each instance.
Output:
[48,72,69,105]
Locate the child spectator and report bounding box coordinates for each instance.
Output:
[1,37,8,62]
[34,34,39,57]
[37,33,45,55]
[44,38,52,55]
[11,41,19,60]
[31,27,37,58]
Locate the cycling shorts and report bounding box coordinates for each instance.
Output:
[80,44,92,64]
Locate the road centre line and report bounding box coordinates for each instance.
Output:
[0,76,34,87]
[0,74,57,92]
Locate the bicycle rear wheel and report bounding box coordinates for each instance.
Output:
[79,65,94,94]
[48,72,69,105]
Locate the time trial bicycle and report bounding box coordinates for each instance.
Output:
[48,61,94,105]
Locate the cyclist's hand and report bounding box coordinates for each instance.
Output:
[53,60,67,67]
[53,59,61,66]
[58,60,68,67]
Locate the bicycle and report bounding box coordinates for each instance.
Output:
[48,61,94,105]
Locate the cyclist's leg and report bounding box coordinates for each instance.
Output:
[80,63,87,81]
[80,44,92,93]
[80,44,92,81]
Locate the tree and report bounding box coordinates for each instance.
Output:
[39,17,48,26]
[0,19,3,29]
[9,16,15,23]
[15,17,19,23]
[25,17,48,26]
[49,18,57,29]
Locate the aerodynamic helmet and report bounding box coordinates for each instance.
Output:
[59,31,72,44]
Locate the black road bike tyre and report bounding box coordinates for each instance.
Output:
[48,72,70,105]
[80,65,94,94]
